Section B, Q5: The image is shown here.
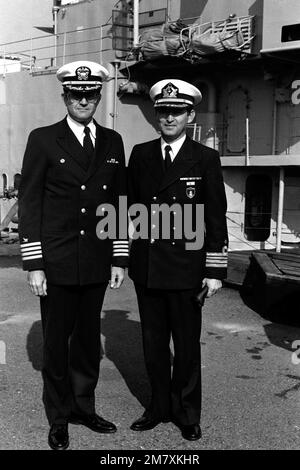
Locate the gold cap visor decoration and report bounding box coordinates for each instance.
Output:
[150,79,202,108]
[56,60,109,91]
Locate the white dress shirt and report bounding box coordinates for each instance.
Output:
[161,134,186,162]
[67,115,96,148]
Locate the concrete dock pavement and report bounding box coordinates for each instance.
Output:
[1,253,300,450]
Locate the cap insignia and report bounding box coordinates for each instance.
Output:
[162,82,179,98]
[76,66,91,81]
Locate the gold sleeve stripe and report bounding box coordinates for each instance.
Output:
[22,254,43,261]
[20,242,42,248]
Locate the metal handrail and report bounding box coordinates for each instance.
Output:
[179,15,255,53]
[0,23,113,73]
[0,25,112,48]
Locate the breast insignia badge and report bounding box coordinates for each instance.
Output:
[186,187,196,199]
[106,158,119,164]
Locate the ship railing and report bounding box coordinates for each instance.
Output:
[0,24,112,75]
[179,14,255,54]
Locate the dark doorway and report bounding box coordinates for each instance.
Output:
[244,174,272,241]
[14,173,21,191]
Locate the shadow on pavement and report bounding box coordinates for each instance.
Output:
[240,289,300,352]
[26,311,150,409]
[0,256,22,268]
[26,320,105,371]
[263,322,300,352]
[101,309,150,409]
[26,320,43,370]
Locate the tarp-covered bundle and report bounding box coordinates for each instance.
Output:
[136,15,254,62]
[190,27,244,55]
[188,19,246,58]
[138,20,189,60]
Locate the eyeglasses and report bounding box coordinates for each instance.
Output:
[156,107,189,116]
[67,90,100,103]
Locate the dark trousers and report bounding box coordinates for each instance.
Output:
[134,283,202,426]
[40,282,107,425]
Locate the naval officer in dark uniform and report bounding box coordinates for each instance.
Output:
[18,61,128,450]
[128,79,228,441]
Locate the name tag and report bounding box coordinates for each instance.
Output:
[180,176,202,181]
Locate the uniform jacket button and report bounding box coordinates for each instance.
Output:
[103,185,107,190]
[80,230,85,235]
[81,185,86,190]
[81,208,86,213]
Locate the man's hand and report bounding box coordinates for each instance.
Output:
[27,270,47,297]
[202,278,222,297]
[110,267,125,289]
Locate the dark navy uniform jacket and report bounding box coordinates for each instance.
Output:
[18,117,128,285]
[127,136,228,290]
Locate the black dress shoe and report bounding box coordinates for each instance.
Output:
[69,413,117,434]
[48,424,69,450]
[130,415,169,431]
[180,424,202,441]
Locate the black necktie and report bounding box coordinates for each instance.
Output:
[83,126,94,159]
[164,145,172,171]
